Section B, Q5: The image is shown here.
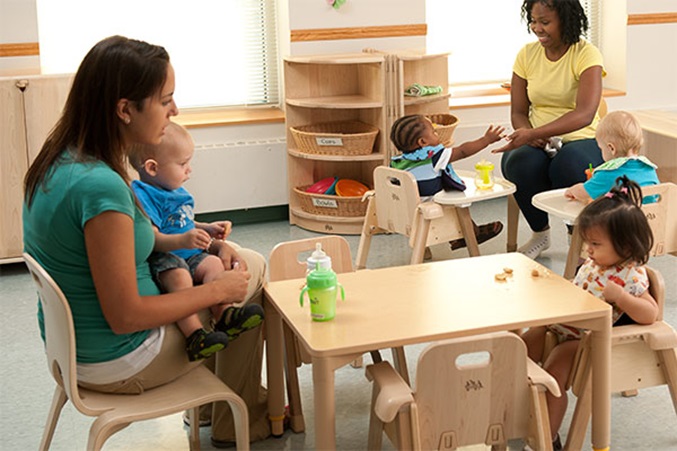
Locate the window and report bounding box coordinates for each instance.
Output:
[35,0,279,109]
[426,0,599,86]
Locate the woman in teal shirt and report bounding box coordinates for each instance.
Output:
[23,35,270,443]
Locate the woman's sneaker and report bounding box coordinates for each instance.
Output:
[518,229,551,260]
[186,328,229,362]
[214,304,265,342]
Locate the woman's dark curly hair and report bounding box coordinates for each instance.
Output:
[521,0,589,45]
[576,176,654,265]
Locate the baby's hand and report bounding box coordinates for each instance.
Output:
[206,221,233,240]
[564,187,575,199]
[484,125,507,143]
[182,229,212,250]
[603,280,625,303]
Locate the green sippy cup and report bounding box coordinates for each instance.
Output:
[299,264,345,321]
[474,159,495,190]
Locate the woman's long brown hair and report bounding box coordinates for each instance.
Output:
[24,35,169,207]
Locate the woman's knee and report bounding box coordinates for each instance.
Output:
[501,145,549,182]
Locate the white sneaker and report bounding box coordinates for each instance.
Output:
[518,230,551,260]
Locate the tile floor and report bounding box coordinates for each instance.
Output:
[1,198,675,450]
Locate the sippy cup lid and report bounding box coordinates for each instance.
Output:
[307,243,332,271]
[306,265,337,289]
[475,159,494,170]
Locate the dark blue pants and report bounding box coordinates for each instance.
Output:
[500,138,603,232]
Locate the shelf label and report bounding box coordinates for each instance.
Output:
[316,137,343,146]
[312,198,338,209]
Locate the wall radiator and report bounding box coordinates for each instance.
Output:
[184,138,288,214]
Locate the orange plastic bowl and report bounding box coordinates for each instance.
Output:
[335,179,369,197]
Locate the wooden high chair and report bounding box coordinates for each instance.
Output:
[544,266,677,450]
[24,253,250,451]
[532,182,677,280]
[268,235,409,433]
[355,166,516,269]
[365,331,560,450]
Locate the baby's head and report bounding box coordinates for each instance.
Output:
[577,176,653,266]
[595,111,644,161]
[129,121,194,191]
[390,115,440,153]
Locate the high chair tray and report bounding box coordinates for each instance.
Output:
[532,189,584,223]
[433,170,516,206]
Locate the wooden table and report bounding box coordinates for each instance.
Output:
[264,252,612,450]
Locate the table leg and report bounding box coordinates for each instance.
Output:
[312,353,363,450]
[590,313,611,451]
[264,295,286,437]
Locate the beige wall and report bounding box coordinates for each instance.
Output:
[2,0,675,208]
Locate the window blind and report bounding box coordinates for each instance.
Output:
[36,0,279,109]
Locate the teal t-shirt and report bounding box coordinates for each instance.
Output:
[23,151,160,363]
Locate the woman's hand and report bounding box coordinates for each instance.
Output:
[210,239,248,271]
[212,267,251,304]
[492,128,547,153]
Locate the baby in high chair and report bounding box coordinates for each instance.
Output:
[389,114,506,251]
[565,110,659,203]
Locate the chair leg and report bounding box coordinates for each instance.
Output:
[507,194,519,252]
[225,397,251,451]
[391,346,410,385]
[356,196,378,270]
[39,386,68,451]
[456,207,480,257]
[283,323,305,433]
[368,386,385,450]
[528,386,553,451]
[88,418,131,451]
[658,348,677,415]
[409,215,432,265]
[563,226,583,280]
[564,372,592,451]
[188,407,200,450]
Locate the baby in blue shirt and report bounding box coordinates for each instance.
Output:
[130,122,264,362]
[565,110,659,203]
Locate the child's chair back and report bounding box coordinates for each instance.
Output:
[641,182,677,256]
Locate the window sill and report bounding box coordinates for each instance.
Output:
[449,83,626,109]
[174,106,285,128]
[170,87,626,128]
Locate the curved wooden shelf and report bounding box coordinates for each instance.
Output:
[286,96,383,109]
[288,148,384,162]
[289,207,365,235]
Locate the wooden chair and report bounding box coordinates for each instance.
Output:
[268,235,408,433]
[532,182,677,280]
[24,253,250,451]
[355,166,516,269]
[365,331,561,450]
[557,266,677,450]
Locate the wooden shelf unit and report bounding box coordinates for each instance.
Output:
[283,51,451,235]
[284,54,388,234]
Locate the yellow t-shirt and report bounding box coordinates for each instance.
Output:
[513,40,606,143]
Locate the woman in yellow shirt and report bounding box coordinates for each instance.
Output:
[494,0,605,260]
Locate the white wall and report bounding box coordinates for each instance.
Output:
[2,0,676,210]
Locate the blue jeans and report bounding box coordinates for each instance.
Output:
[500,138,603,232]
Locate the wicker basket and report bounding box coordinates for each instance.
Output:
[294,185,368,217]
[290,121,379,156]
[426,113,459,146]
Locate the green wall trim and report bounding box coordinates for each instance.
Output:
[195,205,289,226]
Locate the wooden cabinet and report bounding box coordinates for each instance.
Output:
[283,52,451,234]
[284,54,388,234]
[0,75,72,263]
